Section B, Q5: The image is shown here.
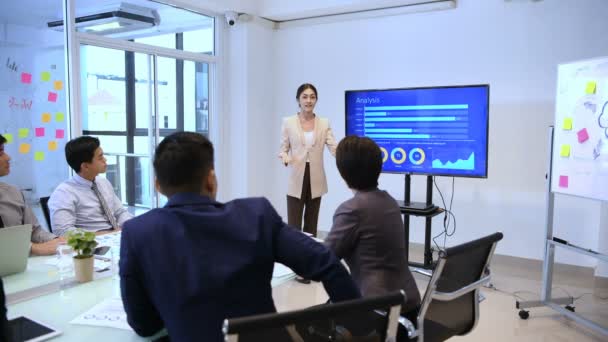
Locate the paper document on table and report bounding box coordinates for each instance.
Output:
[96,232,122,248]
[273,263,294,278]
[70,297,132,330]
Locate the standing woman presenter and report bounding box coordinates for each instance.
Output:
[279,83,338,239]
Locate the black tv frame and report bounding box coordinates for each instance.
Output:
[344,84,490,179]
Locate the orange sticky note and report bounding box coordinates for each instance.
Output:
[19,143,31,154]
[3,134,13,144]
[42,113,52,123]
[34,151,44,161]
[48,141,58,151]
[585,81,596,94]
[53,80,63,91]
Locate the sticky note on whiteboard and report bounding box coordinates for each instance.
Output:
[19,143,31,154]
[585,81,596,94]
[562,117,573,130]
[48,92,57,102]
[577,128,589,143]
[18,128,29,138]
[41,71,51,81]
[54,80,63,91]
[48,141,58,151]
[559,175,568,188]
[560,145,571,157]
[42,113,52,123]
[35,127,45,137]
[3,134,13,144]
[34,151,45,161]
[21,72,32,84]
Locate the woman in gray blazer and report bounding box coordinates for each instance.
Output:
[325,136,421,319]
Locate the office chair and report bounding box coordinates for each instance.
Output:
[224,291,404,342]
[400,232,503,342]
[39,196,52,233]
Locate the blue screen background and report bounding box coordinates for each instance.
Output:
[345,85,489,177]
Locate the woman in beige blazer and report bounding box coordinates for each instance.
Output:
[278,83,337,238]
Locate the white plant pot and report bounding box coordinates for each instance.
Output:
[73,256,94,283]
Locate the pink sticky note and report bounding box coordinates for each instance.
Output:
[55,129,65,139]
[21,72,32,84]
[35,127,45,137]
[559,175,568,188]
[577,128,589,143]
[48,92,57,102]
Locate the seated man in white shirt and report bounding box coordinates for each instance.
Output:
[49,136,133,236]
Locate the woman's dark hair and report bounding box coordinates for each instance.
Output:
[296,83,318,100]
[154,132,214,194]
[336,136,382,191]
[65,136,100,173]
[0,134,6,145]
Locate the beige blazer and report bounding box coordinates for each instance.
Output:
[278,115,338,199]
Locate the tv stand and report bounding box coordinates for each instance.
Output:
[400,174,442,270]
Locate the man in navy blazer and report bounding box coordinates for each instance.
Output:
[120,132,360,342]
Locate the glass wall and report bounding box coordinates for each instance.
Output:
[76,1,215,209]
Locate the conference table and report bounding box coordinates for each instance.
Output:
[4,254,296,341]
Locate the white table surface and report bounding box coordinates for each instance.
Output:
[6,258,296,341]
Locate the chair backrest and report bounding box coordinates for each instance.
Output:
[417,232,503,341]
[39,197,52,233]
[224,291,404,342]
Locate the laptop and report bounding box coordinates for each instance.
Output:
[0,224,32,277]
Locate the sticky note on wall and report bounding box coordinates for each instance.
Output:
[42,113,51,123]
[560,145,571,157]
[41,72,51,81]
[19,143,31,154]
[48,92,57,102]
[585,81,597,94]
[577,128,589,143]
[562,117,573,130]
[48,141,58,151]
[3,134,13,144]
[55,112,65,122]
[18,128,29,138]
[54,81,63,91]
[34,151,45,161]
[35,127,45,137]
[55,129,65,139]
[21,72,32,84]
[559,175,568,188]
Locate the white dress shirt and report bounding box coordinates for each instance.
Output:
[48,174,133,236]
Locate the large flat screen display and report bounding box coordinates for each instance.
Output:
[345,85,489,177]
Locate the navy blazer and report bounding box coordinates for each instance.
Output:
[120,193,360,342]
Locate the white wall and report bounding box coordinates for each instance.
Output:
[253,0,608,269]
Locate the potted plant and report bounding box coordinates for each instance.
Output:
[66,229,98,283]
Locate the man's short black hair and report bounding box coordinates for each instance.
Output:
[336,136,382,191]
[0,134,6,145]
[154,132,214,194]
[65,136,100,173]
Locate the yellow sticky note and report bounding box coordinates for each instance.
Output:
[562,117,573,130]
[19,143,31,154]
[42,113,52,123]
[34,151,45,161]
[560,145,571,157]
[55,112,65,122]
[48,141,58,151]
[53,80,63,91]
[3,133,13,144]
[41,71,51,81]
[18,128,29,138]
[586,81,596,94]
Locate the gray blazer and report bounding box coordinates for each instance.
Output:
[0,182,56,243]
[325,189,421,313]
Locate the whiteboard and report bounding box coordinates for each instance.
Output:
[551,56,608,201]
[0,47,69,201]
